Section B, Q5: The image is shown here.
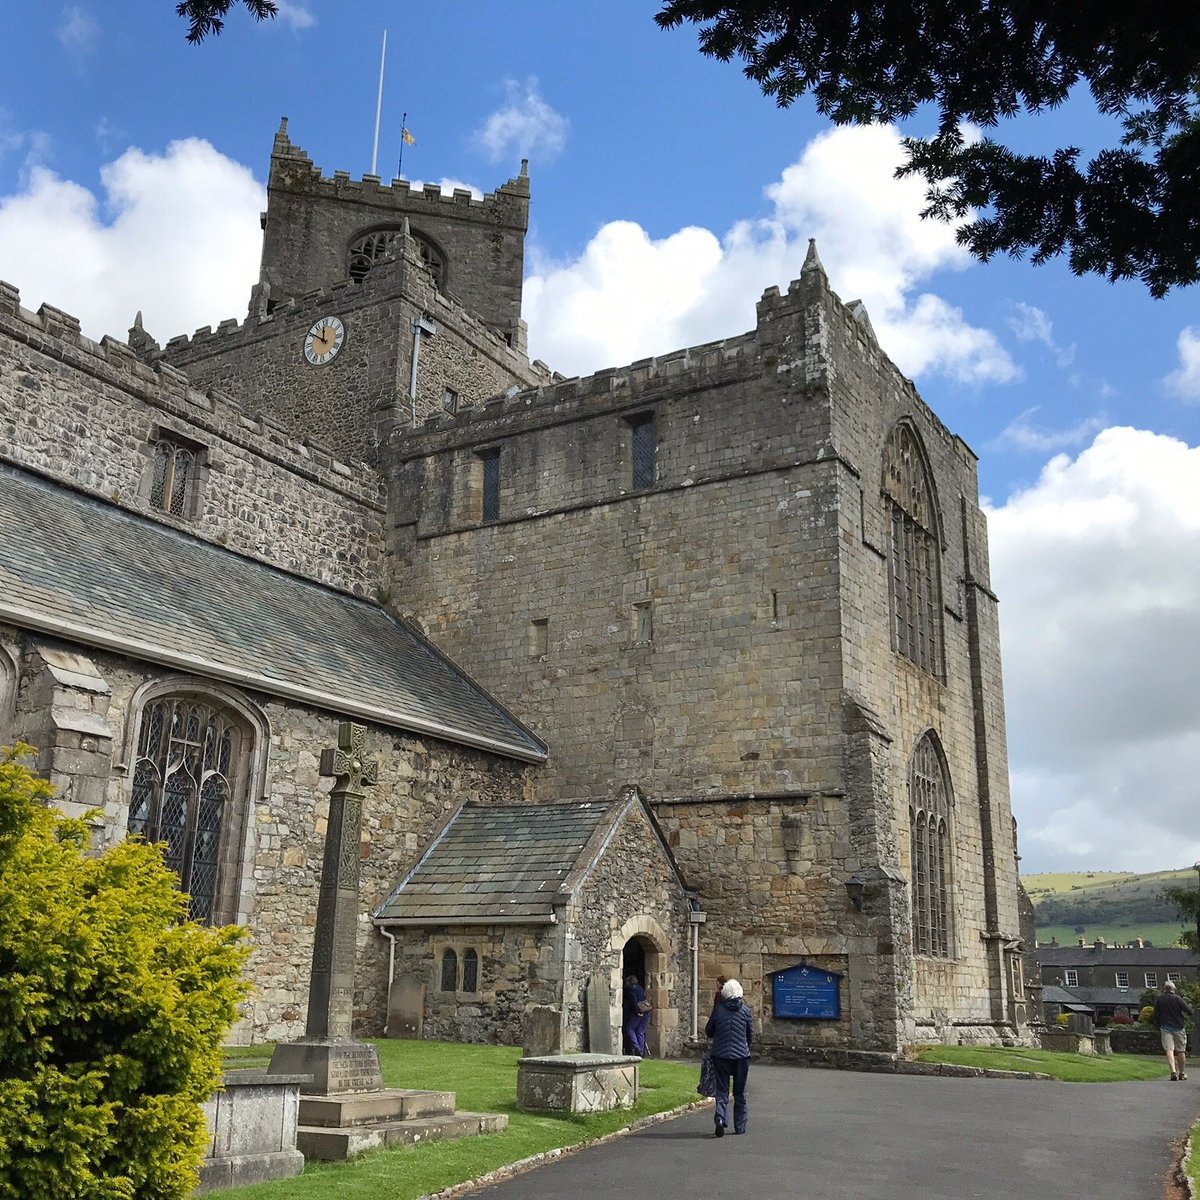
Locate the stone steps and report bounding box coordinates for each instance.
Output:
[297,1110,508,1161]
[298,1088,455,1128]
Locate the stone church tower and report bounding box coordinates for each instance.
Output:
[0,120,1028,1054]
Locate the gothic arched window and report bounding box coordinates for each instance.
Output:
[151,439,196,518]
[127,696,243,923]
[440,948,458,992]
[348,227,446,290]
[882,423,943,677]
[909,733,953,958]
[0,647,16,745]
[462,948,479,994]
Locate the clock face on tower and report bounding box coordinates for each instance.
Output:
[303,316,345,366]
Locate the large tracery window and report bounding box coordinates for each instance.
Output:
[909,733,953,958]
[348,227,446,290]
[127,697,242,923]
[882,424,943,678]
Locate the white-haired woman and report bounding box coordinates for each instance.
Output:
[704,978,753,1136]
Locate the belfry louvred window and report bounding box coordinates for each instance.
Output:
[909,733,953,958]
[348,228,446,290]
[127,698,240,922]
[882,423,943,677]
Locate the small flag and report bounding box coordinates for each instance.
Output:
[402,127,415,145]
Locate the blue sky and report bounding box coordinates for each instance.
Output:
[3,1,1200,878]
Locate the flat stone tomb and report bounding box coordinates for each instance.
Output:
[517,1053,641,1114]
[293,1085,507,1161]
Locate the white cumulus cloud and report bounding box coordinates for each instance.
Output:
[474,77,568,165]
[272,1,316,32]
[58,5,99,54]
[987,427,1200,872]
[991,406,1109,453]
[1164,326,1200,402]
[0,138,263,343]
[525,124,1017,384]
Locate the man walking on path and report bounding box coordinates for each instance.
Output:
[1153,979,1193,1080]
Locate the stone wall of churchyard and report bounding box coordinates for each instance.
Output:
[562,803,694,1056]
[3,631,531,1043]
[0,284,386,597]
[819,274,1023,1041]
[160,248,546,467]
[386,923,564,1046]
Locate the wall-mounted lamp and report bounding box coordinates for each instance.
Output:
[845,874,866,913]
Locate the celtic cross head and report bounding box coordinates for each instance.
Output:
[319,721,379,793]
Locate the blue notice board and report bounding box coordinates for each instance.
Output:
[772,963,842,1020]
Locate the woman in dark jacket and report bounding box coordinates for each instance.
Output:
[704,978,752,1136]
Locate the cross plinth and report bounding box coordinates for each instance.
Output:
[270,721,386,1096]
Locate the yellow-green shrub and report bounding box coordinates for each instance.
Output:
[0,747,251,1199]
[1055,1012,1071,1027]
[1140,1005,1156,1025]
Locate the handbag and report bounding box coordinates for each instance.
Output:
[697,1049,718,1098]
[637,999,652,1014]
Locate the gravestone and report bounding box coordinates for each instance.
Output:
[586,971,613,1053]
[388,971,426,1039]
[270,721,384,1094]
[522,1005,562,1057]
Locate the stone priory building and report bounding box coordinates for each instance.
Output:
[0,119,1028,1056]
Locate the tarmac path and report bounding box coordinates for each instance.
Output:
[474,1065,1200,1200]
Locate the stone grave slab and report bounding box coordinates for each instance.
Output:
[586,971,613,1053]
[516,1053,641,1113]
[388,971,426,1039]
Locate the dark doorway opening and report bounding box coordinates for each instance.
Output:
[623,938,646,985]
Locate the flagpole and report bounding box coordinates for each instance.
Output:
[398,111,408,178]
[371,30,387,175]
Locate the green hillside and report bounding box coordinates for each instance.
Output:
[1023,868,1196,946]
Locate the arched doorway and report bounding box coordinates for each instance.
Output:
[620,933,659,1056]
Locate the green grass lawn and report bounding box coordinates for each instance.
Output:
[916,1045,1169,1083]
[218,1040,701,1200]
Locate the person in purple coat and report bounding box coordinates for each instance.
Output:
[705,978,752,1136]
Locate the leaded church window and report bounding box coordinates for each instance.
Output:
[127,698,241,923]
[441,948,458,992]
[151,439,195,518]
[462,948,479,994]
[348,228,446,290]
[882,424,943,677]
[909,733,953,958]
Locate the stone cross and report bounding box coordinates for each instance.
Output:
[306,721,378,1040]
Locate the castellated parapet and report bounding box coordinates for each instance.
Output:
[0,280,387,595]
[260,118,529,349]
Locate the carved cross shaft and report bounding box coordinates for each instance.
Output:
[306,721,379,1040]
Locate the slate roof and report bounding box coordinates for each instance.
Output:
[0,462,546,762]
[1041,986,1095,1013]
[1035,945,1198,968]
[374,801,622,924]
[1054,986,1146,1008]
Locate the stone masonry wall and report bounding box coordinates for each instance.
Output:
[389,263,1024,1051]
[0,283,386,596]
[819,267,1023,1042]
[562,803,693,1056]
[387,924,562,1046]
[5,629,531,1043]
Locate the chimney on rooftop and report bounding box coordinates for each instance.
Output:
[1078,937,1086,947]
[1135,937,1144,948]
[1093,937,1106,949]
